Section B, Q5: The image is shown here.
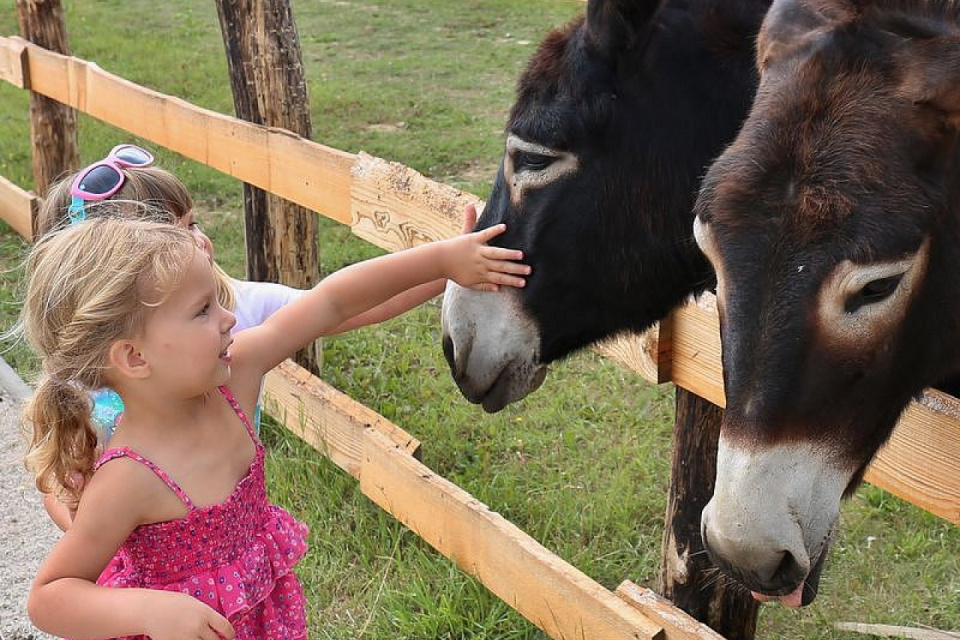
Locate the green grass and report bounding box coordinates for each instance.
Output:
[1,1,958,638]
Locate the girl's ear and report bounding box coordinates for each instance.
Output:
[108,339,151,380]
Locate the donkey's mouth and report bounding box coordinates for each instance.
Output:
[752,583,804,608]
[750,538,830,607]
[478,362,548,413]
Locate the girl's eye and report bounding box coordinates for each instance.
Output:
[197,303,211,317]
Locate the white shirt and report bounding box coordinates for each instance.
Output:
[231,279,306,333]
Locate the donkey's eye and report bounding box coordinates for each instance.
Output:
[844,274,904,313]
[514,151,553,172]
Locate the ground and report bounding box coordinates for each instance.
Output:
[0,357,55,640]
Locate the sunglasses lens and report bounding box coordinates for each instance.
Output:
[113,146,153,166]
[77,164,124,196]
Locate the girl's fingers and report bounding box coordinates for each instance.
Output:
[461,204,478,234]
[474,223,507,242]
[483,247,525,262]
[491,260,531,275]
[488,271,526,288]
[208,615,235,640]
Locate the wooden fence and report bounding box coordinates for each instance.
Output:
[0,33,957,640]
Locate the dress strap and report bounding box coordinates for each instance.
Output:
[217,386,258,444]
[94,447,195,509]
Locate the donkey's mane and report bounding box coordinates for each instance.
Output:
[518,17,585,98]
[856,0,960,24]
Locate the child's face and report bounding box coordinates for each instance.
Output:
[138,248,236,396]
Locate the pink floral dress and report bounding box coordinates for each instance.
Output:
[93,387,309,639]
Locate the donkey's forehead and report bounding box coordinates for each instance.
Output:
[701,53,933,248]
[508,21,616,149]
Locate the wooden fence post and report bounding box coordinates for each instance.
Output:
[15,0,78,207]
[214,0,320,375]
[660,388,760,640]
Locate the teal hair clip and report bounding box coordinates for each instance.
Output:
[67,196,87,224]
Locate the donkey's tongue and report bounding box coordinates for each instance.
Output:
[751,583,804,608]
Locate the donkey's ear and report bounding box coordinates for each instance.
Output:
[757,0,851,70]
[584,0,661,58]
[897,36,960,129]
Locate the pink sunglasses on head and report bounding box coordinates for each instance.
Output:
[68,144,155,223]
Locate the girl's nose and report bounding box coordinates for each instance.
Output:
[223,307,237,334]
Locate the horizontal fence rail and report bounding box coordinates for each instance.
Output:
[0,173,35,239]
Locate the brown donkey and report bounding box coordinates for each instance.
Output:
[693,0,960,606]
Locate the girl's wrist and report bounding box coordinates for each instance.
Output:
[437,237,458,281]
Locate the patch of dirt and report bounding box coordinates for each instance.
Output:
[364,122,407,133]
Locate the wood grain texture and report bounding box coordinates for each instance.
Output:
[0,36,27,88]
[0,175,36,240]
[594,324,671,385]
[350,151,483,249]
[617,581,730,640]
[659,391,759,640]
[262,359,420,478]
[214,0,319,373]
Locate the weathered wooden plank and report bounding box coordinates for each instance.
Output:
[349,151,483,249]
[666,296,725,406]
[0,175,37,240]
[834,622,960,640]
[661,293,960,525]
[595,324,671,386]
[864,391,960,524]
[360,427,665,640]
[0,36,28,88]
[262,359,420,478]
[616,581,728,640]
[213,0,320,374]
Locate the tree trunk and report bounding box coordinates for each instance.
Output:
[660,388,760,640]
[214,0,320,374]
[16,0,79,211]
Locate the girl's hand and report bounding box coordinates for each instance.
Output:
[450,205,530,292]
[144,591,235,640]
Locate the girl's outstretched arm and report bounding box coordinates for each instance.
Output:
[27,461,235,640]
[240,221,529,374]
[325,203,499,335]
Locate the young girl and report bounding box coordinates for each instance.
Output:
[20,215,528,639]
[37,143,488,531]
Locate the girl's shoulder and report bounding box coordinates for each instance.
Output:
[84,449,189,525]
